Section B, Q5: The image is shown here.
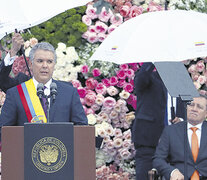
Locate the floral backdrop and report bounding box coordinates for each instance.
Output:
[0,0,207,179]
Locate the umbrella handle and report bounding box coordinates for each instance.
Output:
[21,46,32,78]
[15,29,32,78]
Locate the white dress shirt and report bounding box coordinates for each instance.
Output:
[32,77,52,107]
[4,53,16,66]
[187,122,202,148]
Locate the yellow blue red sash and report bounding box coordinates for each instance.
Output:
[17,79,47,123]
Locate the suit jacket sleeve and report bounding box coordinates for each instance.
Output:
[70,88,88,125]
[0,60,29,93]
[0,88,17,141]
[134,62,155,91]
[153,126,176,179]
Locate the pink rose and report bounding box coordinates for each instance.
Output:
[108,25,117,34]
[12,56,31,76]
[95,83,107,94]
[91,104,100,111]
[117,79,126,88]
[81,65,89,74]
[129,63,139,71]
[85,78,98,90]
[196,60,205,72]
[114,128,122,137]
[119,149,131,159]
[147,1,164,12]
[86,4,98,19]
[98,7,113,22]
[88,25,96,33]
[82,15,92,26]
[84,92,96,106]
[102,78,111,87]
[109,110,119,119]
[77,87,87,98]
[107,86,119,96]
[116,69,127,79]
[92,68,101,77]
[106,140,114,149]
[127,94,137,106]
[71,80,81,88]
[95,94,105,105]
[95,21,108,34]
[109,76,119,86]
[86,108,95,115]
[103,97,116,108]
[115,0,125,7]
[123,83,134,93]
[82,31,90,39]
[87,32,98,43]
[188,64,197,74]
[29,38,38,47]
[123,129,131,140]
[119,64,128,70]
[110,14,123,26]
[113,138,123,148]
[197,75,206,85]
[191,73,200,81]
[122,140,131,149]
[126,69,134,78]
[129,5,143,18]
[98,33,107,42]
[119,5,130,17]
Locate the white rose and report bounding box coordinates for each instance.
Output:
[57,42,66,50]
[66,47,79,61]
[87,114,97,125]
[25,47,31,57]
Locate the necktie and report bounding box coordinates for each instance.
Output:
[190,127,199,180]
[41,86,47,118]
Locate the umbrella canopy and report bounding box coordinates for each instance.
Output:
[90,10,207,64]
[0,0,91,40]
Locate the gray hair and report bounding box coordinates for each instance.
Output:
[29,42,57,63]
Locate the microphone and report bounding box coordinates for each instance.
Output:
[37,83,44,99]
[50,82,57,101]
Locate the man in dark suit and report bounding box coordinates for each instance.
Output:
[0,42,88,140]
[153,95,207,179]
[0,32,25,93]
[131,62,184,179]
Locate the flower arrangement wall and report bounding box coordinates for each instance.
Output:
[82,0,165,44]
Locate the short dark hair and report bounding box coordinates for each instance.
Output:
[199,93,207,110]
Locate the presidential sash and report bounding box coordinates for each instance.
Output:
[17,79,47,123]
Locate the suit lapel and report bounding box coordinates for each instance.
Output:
[176,122,193,160]
[197,121,207,162]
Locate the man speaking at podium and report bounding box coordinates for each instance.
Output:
[0,41,88,140]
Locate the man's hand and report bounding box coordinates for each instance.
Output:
[170,169,184,180]
[170,117,181,124]
[10,33,24,57]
